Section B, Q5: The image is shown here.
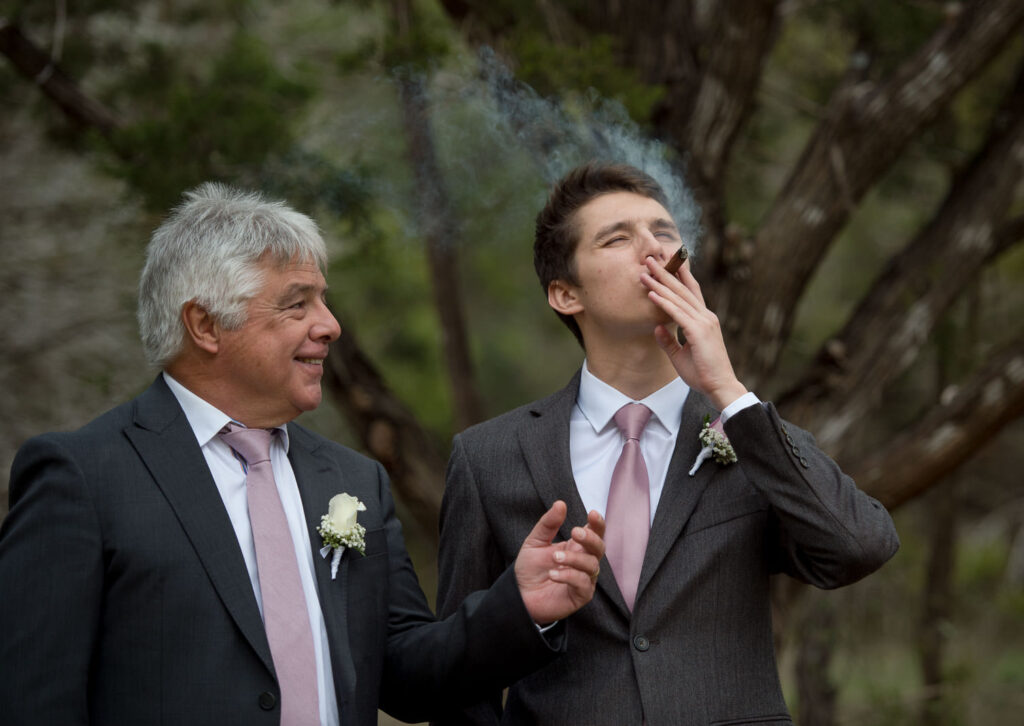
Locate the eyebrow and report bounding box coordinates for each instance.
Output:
[592,217,680,241]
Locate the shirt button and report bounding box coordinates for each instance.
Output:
[633,635,650,651]
[258,691,277,710]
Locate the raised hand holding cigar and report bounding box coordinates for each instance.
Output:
[642,252,748,410]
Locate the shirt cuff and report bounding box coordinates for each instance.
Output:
[719,391,761,423]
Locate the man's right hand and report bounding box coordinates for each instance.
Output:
[513,501,605,624]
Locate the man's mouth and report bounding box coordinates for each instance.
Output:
[296,358,324,365]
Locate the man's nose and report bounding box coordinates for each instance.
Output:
[637,228,665,261]
[312,302,342,342]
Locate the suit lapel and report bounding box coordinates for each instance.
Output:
[636,390,718,600]
[517,372,589,536]
[123,377,274,676]
[516,371,630,613]
[287,425,357,713]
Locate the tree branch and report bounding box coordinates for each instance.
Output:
[0,20,119,134]
[851,336,1024,510]
[722,0,1024,385]
[778,58,1024,447]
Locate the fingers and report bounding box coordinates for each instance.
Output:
[524,500,568,548]
[641,266,702,334]
[553,510,604,581]
[546,563,600,593]
[586,508,605,539]
[643,255,705,307]
[552,547,601,581]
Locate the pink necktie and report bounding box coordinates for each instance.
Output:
[604,403,653,612]
[220,424,320,726]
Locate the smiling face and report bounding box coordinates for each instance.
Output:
[549,191,684,346]
[211,255,341,428]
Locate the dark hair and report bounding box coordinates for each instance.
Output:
[534,162,670,347]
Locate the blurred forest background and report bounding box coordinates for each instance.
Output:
[2,0,1023,724]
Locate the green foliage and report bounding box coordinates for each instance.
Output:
[104,32,313,210]
[802,0,945,78]
[994,649,1024,686]
[956,536,1010,592]
[380,1,453,71]
[257,150,377,230]
[510,31,663,122]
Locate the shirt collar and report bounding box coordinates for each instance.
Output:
[577,360,689,436]
[162,372,291,452]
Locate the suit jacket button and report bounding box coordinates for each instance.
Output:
[799,457,810,468]
[258,691,277,710]
[633,635,650,651]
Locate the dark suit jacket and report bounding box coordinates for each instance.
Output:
[0,376,562,726]
[435,371,899,726]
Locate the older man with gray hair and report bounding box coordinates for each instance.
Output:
[0,183,605,726]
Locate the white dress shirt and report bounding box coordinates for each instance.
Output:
[164,373,339,726]
[570,361,759,522]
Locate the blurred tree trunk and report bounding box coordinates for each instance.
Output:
[391,0,485,433]
[919,483,957,726]
[917,284,978,725]
[323,314,444,545]
[795,593,838,726]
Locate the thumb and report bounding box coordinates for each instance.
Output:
[524,500,568,548]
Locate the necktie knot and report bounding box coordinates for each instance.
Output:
[218,423,274,466]
[613,403,652,442]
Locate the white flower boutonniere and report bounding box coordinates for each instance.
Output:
[318,493,367,580]
[689,415,738,476]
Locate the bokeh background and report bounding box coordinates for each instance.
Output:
[2,1,1023,724]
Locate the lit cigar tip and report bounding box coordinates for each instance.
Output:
[664,246,688,274]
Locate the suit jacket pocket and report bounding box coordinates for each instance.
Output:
[345,528,388,609]
[710,716,792,725]
[684,489,767,537]
[348,528,388,567]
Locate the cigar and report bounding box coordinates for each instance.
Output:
[664,245,688,274]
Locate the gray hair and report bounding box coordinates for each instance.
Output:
[138,182,328,368]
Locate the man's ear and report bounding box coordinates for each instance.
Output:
[548,279,584,316]
[181,300,221,354]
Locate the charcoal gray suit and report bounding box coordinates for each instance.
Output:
[0,376,562,726]
[435,371,898,726]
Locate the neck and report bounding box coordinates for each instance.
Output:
[165,357,289,429]
[583,335,679,400]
